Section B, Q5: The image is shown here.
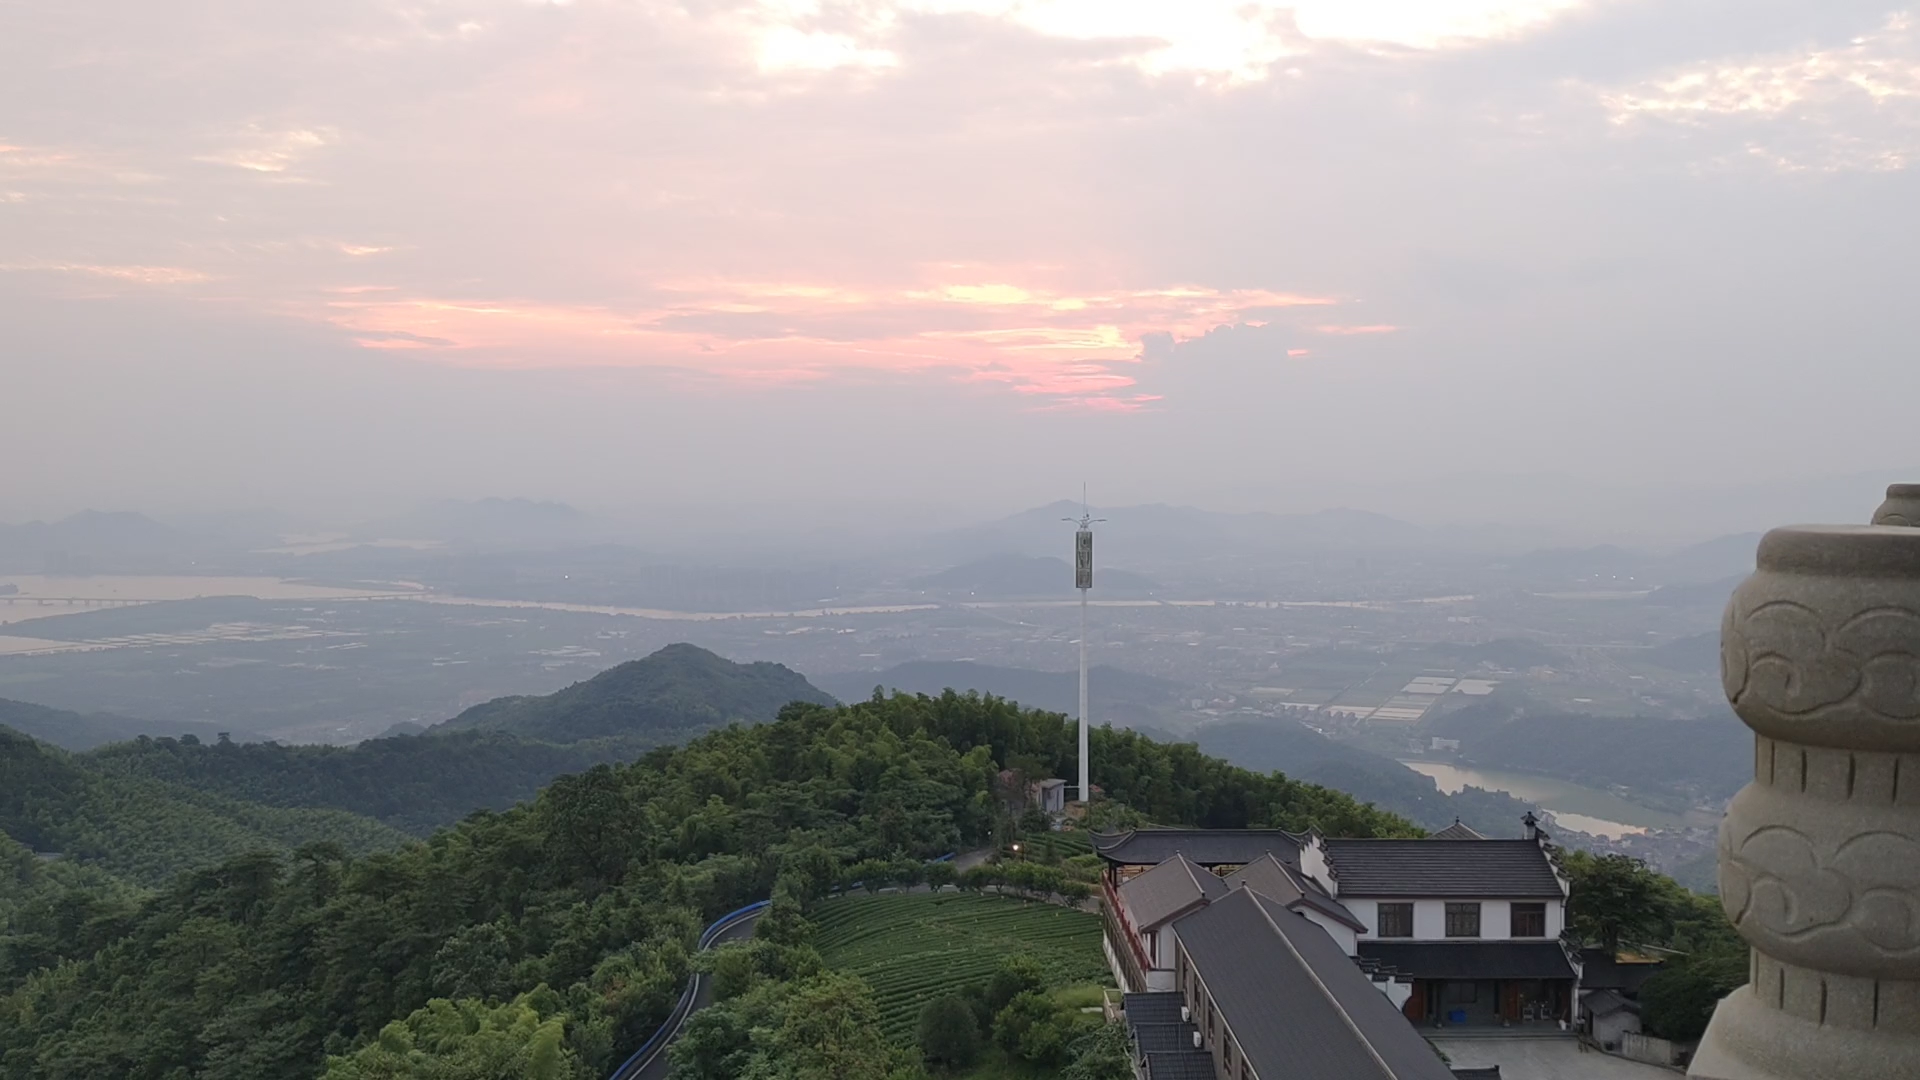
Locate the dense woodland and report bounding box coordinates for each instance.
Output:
[0,725,407,884]
[0,689,1417,1080]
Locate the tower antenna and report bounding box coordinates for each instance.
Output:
[1064,491,1105,806]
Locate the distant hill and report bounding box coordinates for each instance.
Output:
[1644,631,1720,674]
[0,510,179,572]
[1189,716,1537,836]
[437,643,834,744]
[0,697,254,752]
[816,659,1186,729]
[910,554,1158,597]
[0,724,405,885]
[1435,697,1751,804]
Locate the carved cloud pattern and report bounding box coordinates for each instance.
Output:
[1723,601,1920,722]
[1724,825,1920,957]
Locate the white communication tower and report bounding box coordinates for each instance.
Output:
[1064,493,1104,805]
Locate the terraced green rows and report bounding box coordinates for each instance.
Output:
[812,892,1107,1042]
[1020,831,1093,859]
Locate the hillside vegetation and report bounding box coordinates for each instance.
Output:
[83,729,610,834]
[0,689,1415,1080]
[0,725,407,885]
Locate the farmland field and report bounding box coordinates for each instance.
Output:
[812,891,1108,1042]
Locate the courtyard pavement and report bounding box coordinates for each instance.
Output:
[1431,1037,1679,1080]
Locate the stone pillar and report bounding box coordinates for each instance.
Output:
[1690,515,1920,1079]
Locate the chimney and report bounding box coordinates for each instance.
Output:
[1522,811,1541,842]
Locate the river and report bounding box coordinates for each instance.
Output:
[1398,760,1691,839]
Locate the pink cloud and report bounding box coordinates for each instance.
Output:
[314,274,1349,408]
[1314,323,1399,335]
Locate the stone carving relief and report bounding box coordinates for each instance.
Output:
[1875,485,1920,527]
[1723,601,1920,724]
[1721,821,1920,975]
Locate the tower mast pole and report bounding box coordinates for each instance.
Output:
[1066,490,1103,806]
[1079,581,1089,803]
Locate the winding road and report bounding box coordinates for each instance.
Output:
[613,906,766,1080]
[610,849,993,1080]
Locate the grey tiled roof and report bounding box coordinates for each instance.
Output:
[1223,851,1305,901]
[1094,828,1304,868]
[1174,888,1457,1080]
[1226,853,1367,931]
[1582,989,1637,1017]
[1429,820,1488,840]
[1119,852,1228,931]
[1325,839,1563,898]
[1358,941,1578,981]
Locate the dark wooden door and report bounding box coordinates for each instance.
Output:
[1404,981,1427,1022]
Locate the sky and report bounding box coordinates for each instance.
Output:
[3,0,1918,533]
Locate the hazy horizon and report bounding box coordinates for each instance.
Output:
[6,1,1918,540]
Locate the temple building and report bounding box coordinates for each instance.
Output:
[1100,817,1578,1079]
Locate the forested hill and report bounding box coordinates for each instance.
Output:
[0,724,406,885]
[0,692,1416,1080]
[82,729,611,835]
[70,644,838,841]
[437,642,836,743]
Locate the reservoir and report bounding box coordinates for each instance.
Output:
[1399,760,1690,839]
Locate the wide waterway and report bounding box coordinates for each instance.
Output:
[1398,760,1697,839]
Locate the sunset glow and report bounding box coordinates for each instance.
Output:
[319,278,1343,408]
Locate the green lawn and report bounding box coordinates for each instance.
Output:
[811,891,1109,1043]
